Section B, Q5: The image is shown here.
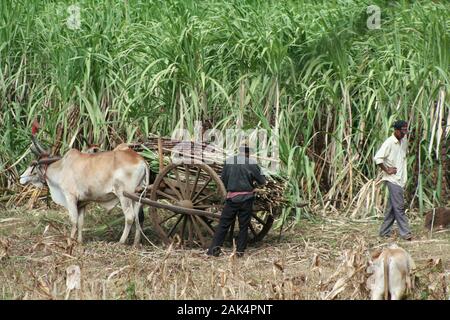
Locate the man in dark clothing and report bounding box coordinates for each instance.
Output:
[207,146,266,257]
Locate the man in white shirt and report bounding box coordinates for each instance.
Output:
[373,120,413,240]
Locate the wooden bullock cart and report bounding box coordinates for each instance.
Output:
[123,137,283,248]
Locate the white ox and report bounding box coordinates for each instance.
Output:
[366,244,416,300]
[20,136,149,246]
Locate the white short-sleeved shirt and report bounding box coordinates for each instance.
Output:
[373,134,408,188]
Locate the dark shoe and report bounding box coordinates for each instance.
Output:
[236,251,244,258]
[402,234,413,241]
[207,247,222,257]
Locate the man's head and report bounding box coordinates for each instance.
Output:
[393,120,408,140]
[239,145,252,157]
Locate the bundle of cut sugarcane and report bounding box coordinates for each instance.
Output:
[254,177,289,213]
[130,136,228,166]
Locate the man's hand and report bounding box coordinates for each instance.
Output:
[378,163,397,175]
[385,166,397,175]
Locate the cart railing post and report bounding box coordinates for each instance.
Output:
[158,136,164,173]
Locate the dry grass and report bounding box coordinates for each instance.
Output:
[0,205,449,300]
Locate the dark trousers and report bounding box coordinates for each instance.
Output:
[208,198,253,254]
[379,181,412,238]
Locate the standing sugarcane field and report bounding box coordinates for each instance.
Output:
[0,0,449,303]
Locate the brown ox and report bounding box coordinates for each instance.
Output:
[20,135,149,246]
[424,207,450,231]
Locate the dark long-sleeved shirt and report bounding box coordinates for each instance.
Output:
[221,155,266,199]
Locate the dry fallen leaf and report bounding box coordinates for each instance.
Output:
[66,265,81,291]
[311,253,320,268]
[273,260,284,272]
[324,277,348,300]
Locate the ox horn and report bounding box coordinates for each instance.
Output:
[37,156,61,165]
[31,134,49,155]
[30,144,41,156]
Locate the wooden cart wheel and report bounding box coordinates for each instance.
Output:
[226,204,277,244]
[149,162,226,247]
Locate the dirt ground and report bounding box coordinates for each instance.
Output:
[0,205,449,300]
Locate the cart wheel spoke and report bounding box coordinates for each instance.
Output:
[193,192,215,205]
[163,178,183,200]
[180,216,188,240]
[187,216,193,245]
[191,216,206,247]
[192,176,212,202]
[194,216,215,237]
[159,212,179,226]
[173,167,186,199]
[156,189,178,202]
[190,167,201,199]
[183,165,192,199]
[167,214,184,238]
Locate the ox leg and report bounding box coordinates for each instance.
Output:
[390,281,405,300]
[77,206,85,244]
[390,291,402,300]
[66,199,79,243]
[118,196,134,244]
[132,203,143,247]
[371,288,384,300]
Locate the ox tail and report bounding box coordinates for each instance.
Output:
[383,256,389,300]
[140,163,150,196]
[136,163,150,223]
[134,163,158,248]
